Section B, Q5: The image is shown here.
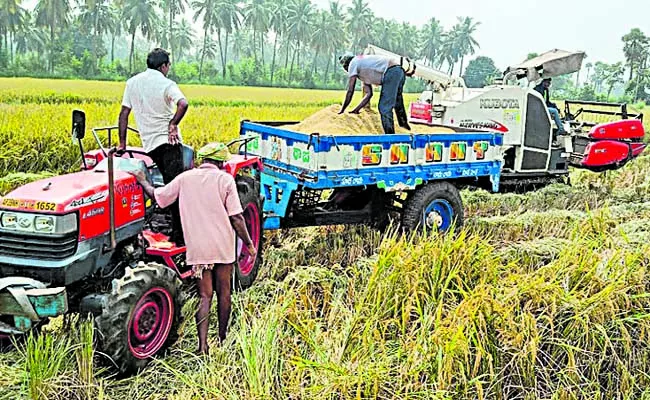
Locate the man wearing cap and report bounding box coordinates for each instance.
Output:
[534,77,566,135]
[338,53,411,134]
[129,142,257,354]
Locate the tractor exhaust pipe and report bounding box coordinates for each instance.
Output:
[107,149,117,251]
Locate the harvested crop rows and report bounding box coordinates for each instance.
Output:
[1,78,650,399]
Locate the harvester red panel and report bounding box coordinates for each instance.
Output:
[581,140,630,167]
[588,120,644,140]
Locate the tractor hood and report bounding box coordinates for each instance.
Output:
[504,49,586,81]
[0,169,137,214]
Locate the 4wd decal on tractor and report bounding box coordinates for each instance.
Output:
[65,191,108,210]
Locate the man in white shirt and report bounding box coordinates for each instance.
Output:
[118,48,189,245]
[338,53,411,134]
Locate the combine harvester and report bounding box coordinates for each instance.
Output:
[0,48,645,373]
[365,44,646,189]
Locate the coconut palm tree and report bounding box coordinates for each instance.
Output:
[0,0,27,63]
[585,62,593,82]
[78,0,112,71]
[122,0,158,74]
[346,0,372,53]
[244,0,270,65]
[106,3,121,63]
[14,12,47,58]
[162,0,186,61]
[394,22,418,58]
[439,29,460,75]
[453,16,480,76]
[192,0,219,81]
[172,18,194,61]
[286,0,313,81]
[269,0,289,84]
[309,10,337,76]
[35,0,70,73]
[216,0,241,78]
[420,17,443,67]
[325,0,345,82]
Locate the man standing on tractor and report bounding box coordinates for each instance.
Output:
[129,142,257,355]
[118,48,189,246]
[338,53,411,134]
[534,77,567,136]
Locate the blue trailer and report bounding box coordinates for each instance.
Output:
[239,121,504,232]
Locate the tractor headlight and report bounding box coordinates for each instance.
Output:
[1,212,17,229]
[0,212,77,235]
[34,216,55,233]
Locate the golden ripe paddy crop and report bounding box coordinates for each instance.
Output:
[2,78,650,399]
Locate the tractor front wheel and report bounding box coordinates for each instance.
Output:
[96,263,182,375]
[401,182,464,233]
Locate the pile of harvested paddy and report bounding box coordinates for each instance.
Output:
[283,105,455,135]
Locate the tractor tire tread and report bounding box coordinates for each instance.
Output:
[96,263,182,375]
[401,181,463,233]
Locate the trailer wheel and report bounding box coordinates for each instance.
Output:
[401,182,463,233]
[235,176,264,290]
[96,263,182,375]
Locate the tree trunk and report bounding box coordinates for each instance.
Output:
[289,42,297,82]
[252,29,257,64]
[111,35,115,63]
[311,46,320,76]
[9,31,13,64]
[323,52,331,83]
[199,28,208,81]
[629,63,634,81]
[217,29,225,79]
[296,41,301,71]
[169,7,174,62]
[50,24,55,73]
[223,32,230,79]
[129,30,136,74]
[607,85,614,101]
[270,32,279,84]
[575,70,580,87]
[283,38,290,70]
[459,56,465,77]
[260,33,265,66]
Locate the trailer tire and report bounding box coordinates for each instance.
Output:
[96,263,182,375]
[235,176,264,290]
[401,182,463,233]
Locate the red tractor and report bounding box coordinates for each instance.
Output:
[0,111,264,373]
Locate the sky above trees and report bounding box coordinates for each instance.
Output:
[310,0,646,69]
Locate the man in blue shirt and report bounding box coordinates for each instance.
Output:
[534,78,566,135]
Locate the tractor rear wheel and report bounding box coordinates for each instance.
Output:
[96,263,182,375]
[235,176,264,290]
[401,182,464,233]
